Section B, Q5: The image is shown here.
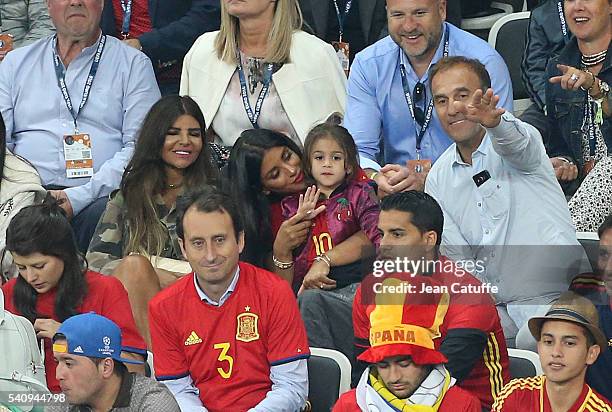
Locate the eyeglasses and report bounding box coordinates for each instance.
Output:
[413,82,426,126]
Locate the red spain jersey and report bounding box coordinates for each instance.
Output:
[149,262,310,411]
[1,271,146,393]
[354,256,509,409]
[492,376,612,411]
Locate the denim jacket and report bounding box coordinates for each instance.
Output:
[545,37,612,175]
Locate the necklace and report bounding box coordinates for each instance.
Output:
[246,55,264,94]
[167,182,183,190]
[581,49,607,67]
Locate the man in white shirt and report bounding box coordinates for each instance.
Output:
[425,56,589,345]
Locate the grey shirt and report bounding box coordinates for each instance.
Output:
[50,372,180,412]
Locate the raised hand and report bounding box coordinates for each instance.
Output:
[296,185,325,220]
[455,88,506,128]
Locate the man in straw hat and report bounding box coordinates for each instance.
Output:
[334,276,481,411]
[492,292,611,411]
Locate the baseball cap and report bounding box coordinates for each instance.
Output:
[358,276,450,365]
[52,312,143,365]
[528,291,607,349]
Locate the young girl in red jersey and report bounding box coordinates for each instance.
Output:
[0,197,146,393]
[281,122,381,293]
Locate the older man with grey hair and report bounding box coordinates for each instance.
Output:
[0,0,160,252]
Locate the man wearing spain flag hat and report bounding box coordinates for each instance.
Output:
[334,277,481,411]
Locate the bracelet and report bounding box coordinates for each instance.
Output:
[314,253,331,268]
[555,156,574,165]
[369,171,379,180]
[272,255,293,270]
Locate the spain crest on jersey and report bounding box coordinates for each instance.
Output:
[236,309,260,342]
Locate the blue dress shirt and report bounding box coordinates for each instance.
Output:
[0,34,161,214]
[345,22,514,170]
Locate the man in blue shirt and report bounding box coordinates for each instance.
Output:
[344,0,513,195]
[0,0,160,252]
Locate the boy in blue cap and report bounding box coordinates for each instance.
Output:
[49,313,179,412]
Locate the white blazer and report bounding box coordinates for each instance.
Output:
[180,30,347,145]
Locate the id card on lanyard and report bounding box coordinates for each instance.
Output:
[331,0,352,75]
[53,35,106,178]
[237,54,275,128]
[399,25,449,172]
[119,0,133,39]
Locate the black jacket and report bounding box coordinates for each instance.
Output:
[299,0,387,59]
[101,0,220,65]
[521,0,571,110]
[545,38,612,173]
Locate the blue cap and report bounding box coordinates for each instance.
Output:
[53,312,143,365]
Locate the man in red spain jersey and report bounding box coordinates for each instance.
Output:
[334,278,481,411]
[353,191,509,409]
[493,292,611,412]
[148,186,310,411]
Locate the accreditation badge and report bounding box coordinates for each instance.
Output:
[332,41,350,76]
[236,308,260,343]
[407,158,432,174]
[63,133,93,178]
[0,33,14,53]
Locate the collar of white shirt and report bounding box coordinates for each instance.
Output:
[193,266,240,307]
[452,131,491,167]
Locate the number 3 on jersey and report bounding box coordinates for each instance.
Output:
[213,342,234,379]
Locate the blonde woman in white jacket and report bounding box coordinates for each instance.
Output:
[180,0,347,147]
[0,114,46,280]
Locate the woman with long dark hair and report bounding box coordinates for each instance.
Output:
[86,95,223,347]
[223,128,371,282]
[223,127,375,366]
[0,112,46,281]
[1,198,146,393]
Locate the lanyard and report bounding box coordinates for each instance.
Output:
[237,56,275,128]
[332,0,353,42]
[52,35,106,133]
[119,0,132,38]
[557,1,569,39]
[399,25,449,156]
[583,97,599,156]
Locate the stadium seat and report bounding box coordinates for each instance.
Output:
[577,232,600,270]
[461,1,514,32]
[508,348,543,378]
[307,347,351,412]
[488,12,532,115]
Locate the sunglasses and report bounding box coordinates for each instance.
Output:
[413,82,426,126]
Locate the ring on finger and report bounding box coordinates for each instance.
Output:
[570,73,579,81]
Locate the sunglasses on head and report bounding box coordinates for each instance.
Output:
[413,82,426,125]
